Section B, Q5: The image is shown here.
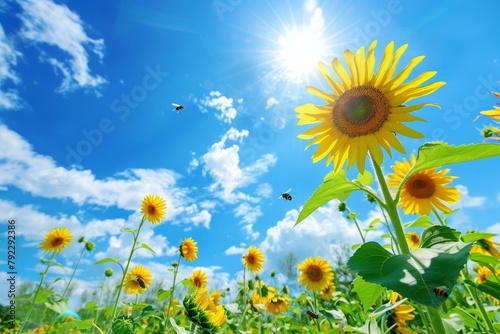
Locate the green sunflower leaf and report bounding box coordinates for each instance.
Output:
[352,276,384,311]
[93,257,121,265]
[461,232,497,242]
[140,242,156,254]
[404,216,434,228]
[157,288,171,302]
[467,281,500,301]
[295,170,360,225]
[347,226,472,307]
[402,142,500,186]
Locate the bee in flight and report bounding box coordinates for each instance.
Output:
[136,277,146,289]
[433,287,448,299]
[278,188,292,202]
[306,310,319,319]
[172,103,184,113]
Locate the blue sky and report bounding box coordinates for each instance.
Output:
[1,0,499,307]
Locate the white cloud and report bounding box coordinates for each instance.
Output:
[0,124,209,227]
[225,245,246,256]
[195,91,238,124]
[187,157,199,174]
[0,24,22,110]
[260,200,384,273]
[234,202,262,239]
[255,183,272,198]
[201,127,277,203]
[18,0,106,93]
[455,185,486,208]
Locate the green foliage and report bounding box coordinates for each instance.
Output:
[348,226,473,307]
[352,277,384,311]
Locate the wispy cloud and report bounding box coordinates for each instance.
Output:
[194,91,239,124]
[0,24,22,110]
[18,0,106,93]
[201,127,277,203]
[0,124,209,227]
[234,202,262,239]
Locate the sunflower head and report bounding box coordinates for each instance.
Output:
[471,237,500,258]
[250,282,275,312]
[180,237,198,262]
[320,281,336,300]
[40,227,73,253]
[407,232,420,250]
[243,246,265,274]
[265,294,290,315]
[296,40,445,174]
[124,265,152,295]
[387,154,461,215]
[209,290,222,306]
[297,256,334,292]
[190,268,208,289]
[388,292,415,334]
[141,194,167,224]
[183,287,226,332]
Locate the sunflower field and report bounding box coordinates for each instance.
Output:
[2,40,500,334]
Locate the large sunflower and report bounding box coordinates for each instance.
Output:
[265,294,290,315]
[297,256,334,292]
[124,265,152,295]
[296,40,445,174]
[387,154,461,215]
[180,237,198,262]
[190,268,208,289]
[243,246,264,274]
[141,194,167,224]
[40,227,73,253]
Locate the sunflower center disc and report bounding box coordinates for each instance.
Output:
[307,266,323,282]
[147,205,156,215]
[407,174,436,198]
[52,237,64,247]
[333,86,391,137]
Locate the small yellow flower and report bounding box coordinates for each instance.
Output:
[265,294,290,315]
[190,268,208,289]
[471,237,500,258]
[124,265,152,295]
[297,256,334,292]
[477,92,500,121]
[407,232,420,250]
[389,292,415,334]
[320,281,336,300]
[243,246,265,274]
[141,194,167,224]
[180,237,198,262]
[210,290,222,305]
[388,154,461,215]
[250,281,275,312]
[40,227,73,253]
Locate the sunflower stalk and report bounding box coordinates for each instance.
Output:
[110,215,146,322]
[371,156,447,334]
[165,253,182,326]
[61,241,86,301]
[345,206,366,243]
[18,252,56,333]
[463,267,496,333]
[431,207,446,226]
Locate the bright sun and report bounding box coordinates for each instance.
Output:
[278,29,327,81]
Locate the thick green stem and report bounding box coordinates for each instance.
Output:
[165,253,182,327]
[466,282,496,333]
[371,157,410,255]
[371,155,448,334]
[18,252,56,333]
[111,216,146,321]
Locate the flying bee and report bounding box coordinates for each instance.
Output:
[136,277,146,289]
[306,310,319,319]
[433,287,448,299]
[172,103,184,112]
[278,188,292,202]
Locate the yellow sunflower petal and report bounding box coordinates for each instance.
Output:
[379,43,408,88]
[306,86,336,103]
[373,40,394,87]
[355,45,367,85]
[388,55,425,89]
[344,49,358,87]
[332,57,352,89]
[318,61,344,95]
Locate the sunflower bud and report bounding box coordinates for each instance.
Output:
[338,202,347,212]
[85,241,95,252]
[77,236,85,243]
[104,269,113,277]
